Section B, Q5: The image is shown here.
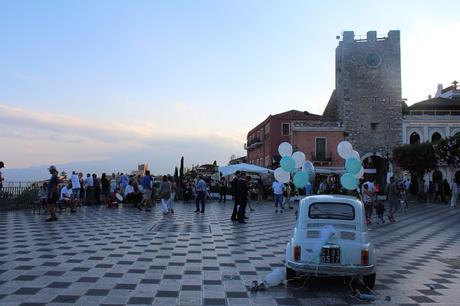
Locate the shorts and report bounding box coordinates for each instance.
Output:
[389,199,400,211]
[47,194,59,205]
[72,188,80,199]
[143,189,152,201]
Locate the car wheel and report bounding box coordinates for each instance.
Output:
[286,267,296,281]
[362,273,376,289]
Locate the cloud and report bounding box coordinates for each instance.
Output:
[0,103,245,172]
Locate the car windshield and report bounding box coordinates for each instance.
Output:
[308,202,355,220]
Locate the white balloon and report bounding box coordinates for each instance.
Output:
[292,151,306,169]
[302,160,315,173]
[337,141,353,159]
[351,150,360,160]
[274,167,290,183]
[278,142,293,157]
[354,166,364,179]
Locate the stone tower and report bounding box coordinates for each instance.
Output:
[334,30,402,156]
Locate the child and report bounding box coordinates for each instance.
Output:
[374,201,385,225]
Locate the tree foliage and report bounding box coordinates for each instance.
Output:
[392,143,437,174]
[434,134,460,167]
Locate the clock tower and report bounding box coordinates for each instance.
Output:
[333,30,402,156]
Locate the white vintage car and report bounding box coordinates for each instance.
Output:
[285,194,376,288]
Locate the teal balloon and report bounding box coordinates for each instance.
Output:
[345,157,361,175]
[340,173,358,190]
[280,156,296,173]
[293,172,309,188]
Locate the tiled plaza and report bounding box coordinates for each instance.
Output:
[0,200,459,306]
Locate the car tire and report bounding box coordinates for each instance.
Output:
[362,273,376,289]
[286,267,296,281]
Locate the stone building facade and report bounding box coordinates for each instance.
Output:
[324,30,402,157]
[403,82,460,187]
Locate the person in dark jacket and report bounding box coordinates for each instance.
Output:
[230,171,240,221]
[235,173,249,223]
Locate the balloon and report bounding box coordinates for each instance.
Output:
[278,142,293,157]
[351,150,360,160]
[337,141,353,159]
[341,173,358,190]
[280,156,296,173]
[274,167,290,183]
[354,167,364,179]
[302,160,315,173]
[292,151,306,169]
[345,157,362,175]
[293,172,309,188]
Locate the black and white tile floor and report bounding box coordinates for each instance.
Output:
[0,200,459,305]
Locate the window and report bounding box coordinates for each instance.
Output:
[315,138,327,161]
[431,132,442,143]
[308,203,355,221]
[282,123,290,136]
[370,123,378,130]
[409,132,421,145]
[265,156,270,166]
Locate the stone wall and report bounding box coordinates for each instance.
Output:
[335,30,402,156]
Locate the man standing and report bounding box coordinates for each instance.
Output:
[46,165,59,222]
[230,171,241,221]
[272,179,284,213]
[85,173,94,205]
[236,173,249,223]
[195,175,207,213]
[387,177,399,222]
[140,170,153,212]
[219,177,227,203]
[0,161,4,192]
[70,171,81,206]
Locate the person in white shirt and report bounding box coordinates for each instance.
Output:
[70,171,81,204]
[85,173,94,205]
[272,180,284,212]
[60,182,76,213]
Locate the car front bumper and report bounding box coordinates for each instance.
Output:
[286,260,375,276]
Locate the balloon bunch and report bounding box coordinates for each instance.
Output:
[274,142,315,188]
[337,141,364,190]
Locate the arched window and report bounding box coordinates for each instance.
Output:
[431,132,442,143]
[455,131,460,138]
[409,132,421,144]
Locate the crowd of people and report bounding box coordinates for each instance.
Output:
[7,161,458,223]
[40,166,178,222]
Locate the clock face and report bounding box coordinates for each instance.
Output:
[366,52,382,68]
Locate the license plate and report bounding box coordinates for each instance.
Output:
[320,246,341,263]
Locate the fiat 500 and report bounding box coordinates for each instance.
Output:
[285,195,376,288]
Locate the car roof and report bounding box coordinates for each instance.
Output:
[300,194,363,207]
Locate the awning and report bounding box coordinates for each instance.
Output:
[218,163,273,177]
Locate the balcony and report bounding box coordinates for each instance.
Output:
[244,138,263,150]
[310,152,332,166]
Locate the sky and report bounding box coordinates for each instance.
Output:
[1,0,460,181]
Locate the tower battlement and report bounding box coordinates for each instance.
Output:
[341,30,400,44]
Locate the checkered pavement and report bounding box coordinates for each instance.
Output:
[0,199,459,305]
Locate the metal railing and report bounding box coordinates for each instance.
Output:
[408,110,460,116]
[0,182,39,210]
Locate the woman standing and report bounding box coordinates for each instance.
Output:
[101,173,110,206]
[169,176,176,214]
[160,175,172,215]
[451,177,458,208]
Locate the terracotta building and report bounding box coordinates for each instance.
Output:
[245,110,345,170]
[291,122,345,170]
[245,110,320,168]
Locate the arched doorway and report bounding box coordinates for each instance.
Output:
[432,170,443,183]
[410,132,421,144]
[431,132,442,143]
[455,170,460,182]
[362,154,389,192]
